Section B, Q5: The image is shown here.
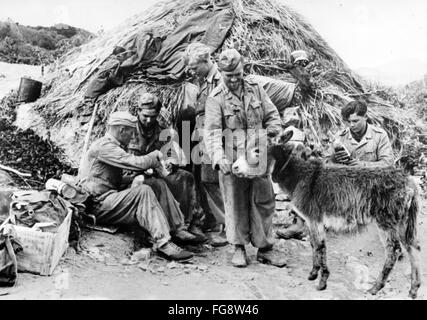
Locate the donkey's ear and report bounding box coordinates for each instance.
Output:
[281,130,294,144]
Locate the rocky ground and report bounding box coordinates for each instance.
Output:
[1,194,426,300]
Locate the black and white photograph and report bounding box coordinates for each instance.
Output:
[0,0,426,304]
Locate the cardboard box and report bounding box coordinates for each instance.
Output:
[13,210,72,276]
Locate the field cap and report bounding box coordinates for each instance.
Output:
[291,50,309,65]
[108,111,137,128]
[218,49,243,72]
[184,42,211,64]
[138,93,160,112]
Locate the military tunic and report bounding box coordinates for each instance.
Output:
[78,133,174,248]
[204,78,282,247]
[191,63,226,226]
[128,121,204,226]
[326,124,394,167]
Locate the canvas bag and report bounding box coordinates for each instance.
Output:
[0,223,22,287]
[9,190,71,232]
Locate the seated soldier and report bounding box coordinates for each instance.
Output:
[128,93,207,242]
[78,111,195,261]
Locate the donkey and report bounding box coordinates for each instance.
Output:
[232,130,422,299]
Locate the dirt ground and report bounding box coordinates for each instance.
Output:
[1,193,426,301]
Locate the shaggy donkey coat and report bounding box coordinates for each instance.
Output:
[268,132,422,299]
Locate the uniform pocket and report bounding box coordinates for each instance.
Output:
[357,142,377,161]
[249,101,263,125]
[224,111,240,130]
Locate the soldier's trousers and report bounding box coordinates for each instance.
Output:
[219,173,275,248]
[92,185,171,248]
[193,164,225,227]
[143,177,186,232]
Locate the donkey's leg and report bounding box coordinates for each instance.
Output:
[308,221,329,290]
[368,228,400,295]
[399,227,422,299]
[405,243,422,299]
[308,223,321,281]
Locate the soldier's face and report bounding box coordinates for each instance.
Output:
[187,58,210,79]
[120,127,136,146]
[222,69,244,92]
[138,109,158,129]
[347,113,367,135]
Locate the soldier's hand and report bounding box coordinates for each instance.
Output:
[333,150,350,164]
[149,150,164,162]
[216,159,232,175]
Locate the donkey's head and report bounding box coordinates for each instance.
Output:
[266,130,302,180]
[232,129,295,179]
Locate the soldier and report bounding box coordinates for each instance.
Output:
[128,93,207,242]
[279,100,395,241]
[204,49,287,268]
[327,100,394,167]
[78,111,194,261]
[183,42,227,247]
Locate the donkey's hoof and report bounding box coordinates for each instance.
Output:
[308,272,318,281]
[367,286,380,296]
[316,282,327,291]
[409,290,418,300]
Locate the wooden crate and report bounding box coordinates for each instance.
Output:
[13,210,72,276]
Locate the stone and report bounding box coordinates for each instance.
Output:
[130,248,152,262]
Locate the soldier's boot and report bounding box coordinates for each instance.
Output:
[208,224,228,247]
[276,214,307,240]
[188,208,208,243]
[157,241,193,261]
[231,245,247,268]
[257,247,287,268]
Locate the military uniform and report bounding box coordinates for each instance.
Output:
[191,63,226,226]
[326,124,394,167]
[129,120,203,227]
[204,77,282,247]
[78,132,175,249]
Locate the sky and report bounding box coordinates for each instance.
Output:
[1,0,427,70]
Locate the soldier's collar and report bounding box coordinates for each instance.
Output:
[206,63,220,83]
[364,124,373,139]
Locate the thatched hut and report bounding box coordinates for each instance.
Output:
[15,0,412,166]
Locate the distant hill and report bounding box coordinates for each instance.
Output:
[0,20,94,65]
[356,58,427,87]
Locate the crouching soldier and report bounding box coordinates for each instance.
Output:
[204,49,287,268]
[78,111,194,261]
[128,93,207,242]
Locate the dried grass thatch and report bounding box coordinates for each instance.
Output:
[20,0,409,165]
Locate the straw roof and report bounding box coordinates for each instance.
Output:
[22,0,409,165]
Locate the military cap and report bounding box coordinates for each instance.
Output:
[185,43,211,61]
[138,93,160,111]
[107,111,137,128]
[291,50,309,65]
[218,49,243,72]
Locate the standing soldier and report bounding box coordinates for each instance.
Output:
[204,49,287,268]
[183,42,227,246]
